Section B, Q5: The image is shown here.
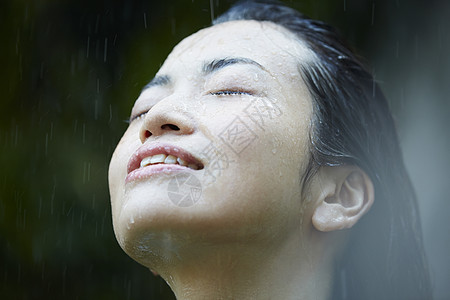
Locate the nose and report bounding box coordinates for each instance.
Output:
[139,102,195,143]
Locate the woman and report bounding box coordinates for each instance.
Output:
[108,1,432,299]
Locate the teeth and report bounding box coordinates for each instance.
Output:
[164,155,177,164]
[139,154,199,170]
[150,154,167,164]
[177,157,188,166]
[140,156,153,168]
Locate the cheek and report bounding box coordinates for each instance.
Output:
[108,128,141,217]
[199,112,309,235]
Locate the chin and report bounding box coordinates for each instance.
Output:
[117,224,185,269]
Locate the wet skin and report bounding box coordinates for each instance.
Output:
[108,20,333,299]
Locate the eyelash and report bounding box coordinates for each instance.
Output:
[210,90,252,96]
[129,111,148,123]
[129,90,252,122]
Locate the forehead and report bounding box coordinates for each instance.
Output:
[160,20,314,75]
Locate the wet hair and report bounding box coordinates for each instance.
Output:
[214,1,432,299]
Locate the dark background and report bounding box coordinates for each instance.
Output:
[1,0,449,299]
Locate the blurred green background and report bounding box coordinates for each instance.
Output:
[1,0,449,299]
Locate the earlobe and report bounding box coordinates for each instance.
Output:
[312,167,374,232]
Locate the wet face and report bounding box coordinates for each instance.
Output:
[108,20,315,264]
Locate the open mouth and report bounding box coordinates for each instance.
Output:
[127,143,204,177]
[139,153,201,170]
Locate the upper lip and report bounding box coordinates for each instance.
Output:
[127,142,204,174]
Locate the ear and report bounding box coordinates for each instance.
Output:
[312,166,374,232]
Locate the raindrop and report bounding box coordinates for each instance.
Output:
[104,37,108,62]
[83,162,90,183]
[45,133,48,155]
[82,123,86,144]
[83,162,86,183]
[87,162,91,182]
[340,269,347,298]
[372,77,376,98]
[272,148,277,154]
[95,99,98,120]
[143,13,147,29]
[51,183,55,215]
[73,119,78,134]
[210,0,214,22]
[101,209,106,235]
[95,39,100,59]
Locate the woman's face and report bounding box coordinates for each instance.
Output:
[109,20,315,261]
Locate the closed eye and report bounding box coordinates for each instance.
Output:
[210,90,253,96]
[129,111,148,123]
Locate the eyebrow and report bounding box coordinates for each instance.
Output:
[202,57,267,75]
[141,57,266,92]
[142,75,171,91]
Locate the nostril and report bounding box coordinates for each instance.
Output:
[161,124,180,131]
[144,130,152,138]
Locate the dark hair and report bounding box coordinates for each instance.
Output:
[214,1,432,299]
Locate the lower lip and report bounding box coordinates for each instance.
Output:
[125,164,191,183]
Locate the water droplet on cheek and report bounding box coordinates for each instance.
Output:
[127,215,135,230]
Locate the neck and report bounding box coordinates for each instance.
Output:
[155,231,333,300]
